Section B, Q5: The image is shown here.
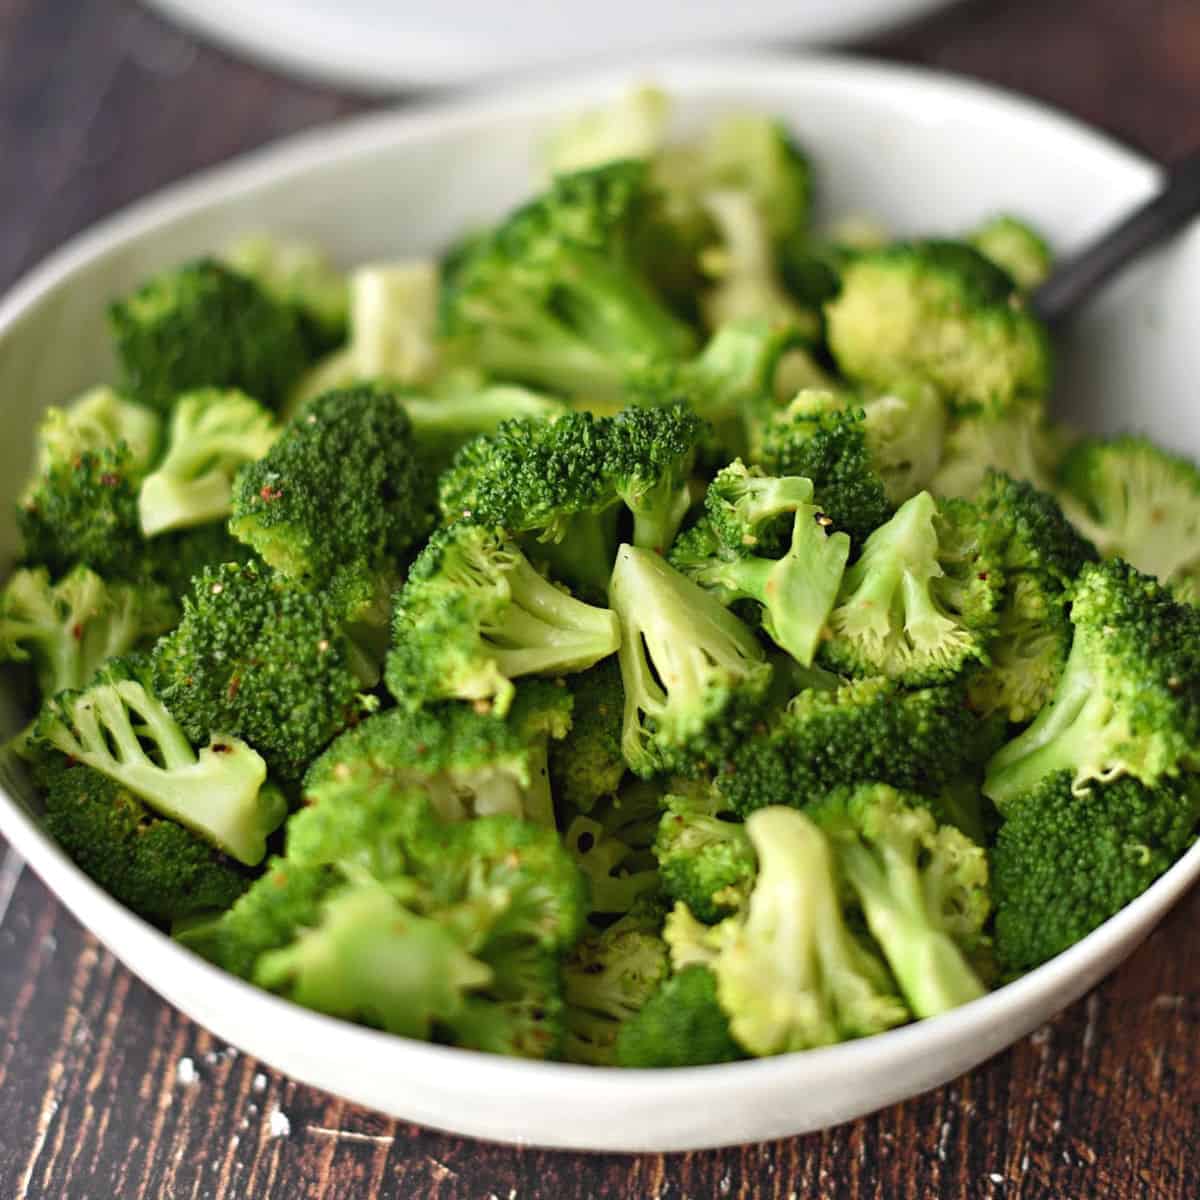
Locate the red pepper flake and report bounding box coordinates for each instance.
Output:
[71,623,84,641]
[259,484,284,503]
[99,473,121,487]
[226,675,241,701]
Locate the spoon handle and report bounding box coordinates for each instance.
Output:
[1031,148,1200,324]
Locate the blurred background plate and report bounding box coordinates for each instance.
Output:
[144,0,960,91]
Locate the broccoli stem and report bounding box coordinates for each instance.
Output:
[627,478,693,557]
[524,508,617,599]
[139,470,238,536]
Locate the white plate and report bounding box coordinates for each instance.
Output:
[1,55,1196,1153]
[145,0,960,91]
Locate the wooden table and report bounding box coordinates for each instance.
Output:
[2,1,1200,1195]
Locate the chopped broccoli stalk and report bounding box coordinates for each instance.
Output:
[992,769,1200,973]
[108,258,311,412]
[666,807,909,1054]
[931,407,1068,500]
[545,85,670,174]
[347,260,441,384]
[34,658,284,865]
[614,965,744,1067]
[548,658,627,813]
[984,560,1200,807]
[670,463,850,667]
[138,389,280,536]
[966,216,1052,291]
[152,562,376,781]
[821,491,1000,684]
[825,240,1052,414]
[609,543,772,776]
[40,760,249,923]
[811,784,990,1018]
[386,524,620,716]
[1057,436,1200,602]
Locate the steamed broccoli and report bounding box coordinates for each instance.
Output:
[138,388,280,536]
[545,85,671,175]
[109,258,311,412]
[386,524,619,716]
[966,215,1052,292]
[143,521,259,603]
[666,807,909,1054]
[609,543,772,776]
[825,241,1052,414]
[984,560,1200,808]
[548,657,627,813]
[930,407,1068,500]
[33,657,285,865]
[614,965,744,1067]
[811,783,990,1018]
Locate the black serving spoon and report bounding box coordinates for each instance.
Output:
[1031,148,1200,324]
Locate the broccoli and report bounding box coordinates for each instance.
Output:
[385,524,620,716]
[229,386,434,610]
[991,769,1200,973]
[608,543,772,776]
[824,240,1052,414]
[654,786,755,924]
[39,759,249,923]
[665,807,909,1054]
[811,784,990,1018]
[152,561,377,781]
[440,160,696,403]
[108,258,311,412]
[965,473,1098,722]
[718,677,994,817]
[984,560,1200,808]
[1057,436,1200,603]
[303,680,574,829]
[669,463,850,667]
[545,85,670,175]
[33,657,285,865]
[966,215,1052,292]
[820,491,1000,684]
[548,657,627,814]
[143,521,259,603]
[930,407,1069,500]
[221,234,349,354]
[614,965,745,1067]
[138,388,280,536]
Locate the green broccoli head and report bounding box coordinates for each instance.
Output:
[33,657,284,865]
[825,240,1052,415]
[966,215,1052,292]
[810,783,990,1018]
[609,543,773,777]
[1057,436,1200,603]
[138,388,280,537]
[109,258,312,413]
[930,407,1068,501]
[548,657,627,814]
[820,491,1001,685]
[984,560,1200,807]
[152,561,374,781]
[991,769,1200,973]
[666,807,909,1055]
[386,524,619,717]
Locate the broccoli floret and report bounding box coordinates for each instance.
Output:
[386,525,619,716]
[1057,436,1200,602]
[33,657,284,865]
[930,408,1068,500]
[39,760,249,923]
[548,657,627,813]
[984,560,1200,807]
[230,387,432,608]
[109,259,311,413]
[669,464,850,667]
[545,85,671,175]
[0,565,175,706]
[811,783,989,1018]
[752,391,892,542]
[143,521,259,603]
[654,786,755,924]
[966,473,1098,722]
[152,561,375,781]
[666,807,908,1054]
[221,234,349,354]
[966,215,1052,292]
[718,677,992,817]
[304,680,574,829]
[824,241,1052,414]
[609,543,772,776]
[613,965,744,1067]
[138,389,280,536]
[821,491,1000,684]
[991,770,1200,973]
[440,161,696,402]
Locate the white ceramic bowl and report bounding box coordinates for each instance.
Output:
[1,55,1197,1154]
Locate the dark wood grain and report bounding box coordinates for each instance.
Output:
[2,1,1200,1196]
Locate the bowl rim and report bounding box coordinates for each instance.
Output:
[0,49,1189,1106]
